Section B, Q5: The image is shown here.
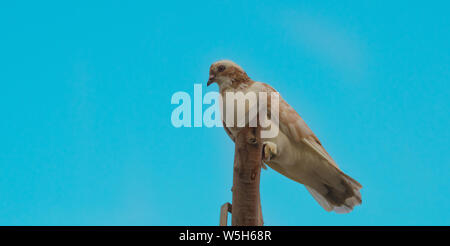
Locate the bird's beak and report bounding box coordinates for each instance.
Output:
[207,74,215,86]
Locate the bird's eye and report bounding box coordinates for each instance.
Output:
[218,65,226,72]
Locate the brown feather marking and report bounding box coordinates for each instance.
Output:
[260,82,314,141]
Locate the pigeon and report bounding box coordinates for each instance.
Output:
[207,60,362,213]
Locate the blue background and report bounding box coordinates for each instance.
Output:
[0,1,449,225]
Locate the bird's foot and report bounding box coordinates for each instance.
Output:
[263,141,277,162]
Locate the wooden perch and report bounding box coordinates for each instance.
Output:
[231,125,264,226]
[219,124,264,226]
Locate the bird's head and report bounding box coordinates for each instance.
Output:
[207,60,251,89]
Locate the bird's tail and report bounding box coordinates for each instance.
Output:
[306,172,362,214]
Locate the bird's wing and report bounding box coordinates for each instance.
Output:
[261,82,362,213]
[260,82,340,169]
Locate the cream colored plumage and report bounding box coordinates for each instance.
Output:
[207,60,362,213]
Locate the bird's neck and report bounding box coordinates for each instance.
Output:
[219,76,253,93]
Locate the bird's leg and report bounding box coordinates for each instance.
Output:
[262,141,277,162]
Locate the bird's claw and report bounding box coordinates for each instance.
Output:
[263,141,277,162]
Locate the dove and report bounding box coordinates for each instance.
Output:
[207,60,362,213]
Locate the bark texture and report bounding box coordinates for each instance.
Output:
[231,126,264,226]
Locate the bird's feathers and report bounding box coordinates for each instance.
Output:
[212,61,362,213]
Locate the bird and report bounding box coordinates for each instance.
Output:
[207,59,362,213]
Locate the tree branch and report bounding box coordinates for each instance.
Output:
[231,125,264,226]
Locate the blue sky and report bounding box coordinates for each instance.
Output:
[0,1,449,225]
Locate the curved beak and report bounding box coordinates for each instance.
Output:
[207,74,215,86]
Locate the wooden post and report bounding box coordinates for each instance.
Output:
[219,202,232,226]
[231,125,264,226]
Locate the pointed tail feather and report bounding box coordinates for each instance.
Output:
[306,173,362,214]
